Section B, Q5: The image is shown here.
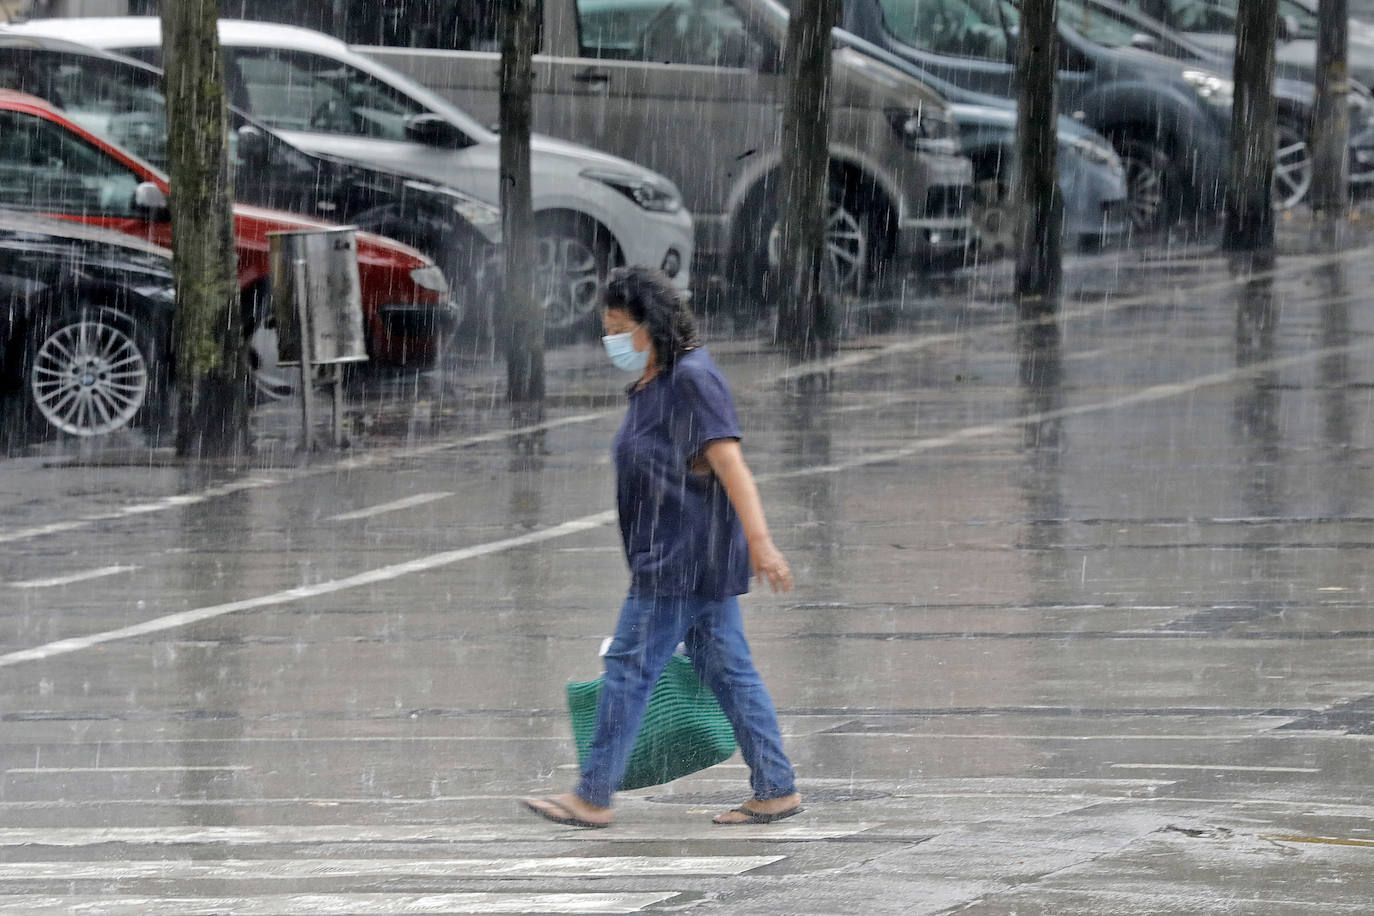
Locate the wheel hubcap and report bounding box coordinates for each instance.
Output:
[1123,153,1165,231]
[766,200,869,295]
[30,319,147,436]
[535,233,601,330]
[1273,125,1312,210]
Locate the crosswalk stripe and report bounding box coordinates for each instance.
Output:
[0,823,869,846]
[0,893,679,915]
[0,855,784,881]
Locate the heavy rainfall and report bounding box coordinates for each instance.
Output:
[0,0,1372,913]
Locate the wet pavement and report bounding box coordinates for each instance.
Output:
[1,232,1373,913]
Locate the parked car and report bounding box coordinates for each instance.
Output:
[830,25,1129,255]
[0,33,503,345]
[351,0,974,304]
[1,209,175,438]
[1128,0,1374,93]
[0,17,696,336]
[0,89,450,385]
[837,0,1374,229]
[1071,0,1374,196]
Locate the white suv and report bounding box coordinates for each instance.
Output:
[0,16,696,337]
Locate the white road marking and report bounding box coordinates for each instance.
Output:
[6,766,248,775]
[0,893,678,915]
[0,823,870,846]
[1110,763,1320,773]
[0,855,783,881]
[0,477,280,545]
[0,249,1343,551]
[0,513,612,668]
[325,492,453,522]
[4,335,1372,669]
[7,565,139,589]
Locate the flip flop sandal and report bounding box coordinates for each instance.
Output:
[713,804,805,825]
[522,796,612,829]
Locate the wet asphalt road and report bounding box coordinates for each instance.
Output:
[0,237,1373,914]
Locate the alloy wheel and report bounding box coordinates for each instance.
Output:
[1120,146,1167,232]
[535,231,602,330]
[29,317,148,436]
[766,198,870,296]
[1272,123,1313,210]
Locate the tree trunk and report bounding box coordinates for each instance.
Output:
[162,0,250,458]
[1013,0,1062,314]
[500,0,544,403]
[776,0,837,359]
[1223,0,1279,251]
[1310,0,1350,221]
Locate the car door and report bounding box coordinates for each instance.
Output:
[540,0,783,225]
[0,108,157,242]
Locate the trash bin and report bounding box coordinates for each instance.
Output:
[268,226,368,366]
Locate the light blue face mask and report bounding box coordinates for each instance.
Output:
[602,328,649,372]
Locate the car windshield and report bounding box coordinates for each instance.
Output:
[1054,0,1152,48]
[1137,1,1319,41]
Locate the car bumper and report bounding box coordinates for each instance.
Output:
[1349,121,1374,185]
[609,205,695,298]
[374,301,461,366]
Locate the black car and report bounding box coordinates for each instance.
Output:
[0,34,502,341]
[0,209,175,438]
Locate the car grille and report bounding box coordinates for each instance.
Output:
[925,184,971,219]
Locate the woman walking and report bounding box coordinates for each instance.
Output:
[522,266,802,829]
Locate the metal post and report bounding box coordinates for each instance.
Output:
[330,362,344,447]
[294,255,316,455]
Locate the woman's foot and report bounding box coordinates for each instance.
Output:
[521,792,614,828]
[712,792,804,825]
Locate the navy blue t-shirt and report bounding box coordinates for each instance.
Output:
[613,348,750,599]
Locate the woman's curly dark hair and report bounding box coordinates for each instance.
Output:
[601,265,700,372]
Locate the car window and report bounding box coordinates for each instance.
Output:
[1057,0,1158,48]
[344,0,517,52]
[0,110,143,218]
[227,48,427,140]
[879,0,1012,61]
[577,0,779,70]
[32,53,168,169]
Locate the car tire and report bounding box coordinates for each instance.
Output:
[25,305,166,438]
[737,183,879,316]
[1114,138,1179,232]
[1273,119,1313,211]
[532,214,614,345]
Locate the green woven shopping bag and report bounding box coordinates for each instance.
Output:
[566,654,738,791]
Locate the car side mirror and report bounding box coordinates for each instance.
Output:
[134,182,170,219]
[404,113,473,149]
[1130,32,1158,51]
[237,125,271,169]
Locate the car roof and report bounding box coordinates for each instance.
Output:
[0,16,353,54]
[0,86,58,112]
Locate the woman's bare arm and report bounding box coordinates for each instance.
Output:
[702,439,792,592]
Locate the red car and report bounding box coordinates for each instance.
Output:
[0,89,450,370]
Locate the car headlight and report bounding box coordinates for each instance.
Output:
[885,106,961,155]
[410,265,448,293]
[1182,69,1233,107]
[1063,136,1124,176]
[581,169,683,213]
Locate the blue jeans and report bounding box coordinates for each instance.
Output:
[576,592,796,808]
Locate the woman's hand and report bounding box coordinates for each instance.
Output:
[750,537,793,593]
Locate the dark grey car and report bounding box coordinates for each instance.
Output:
[0,210,175,438]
